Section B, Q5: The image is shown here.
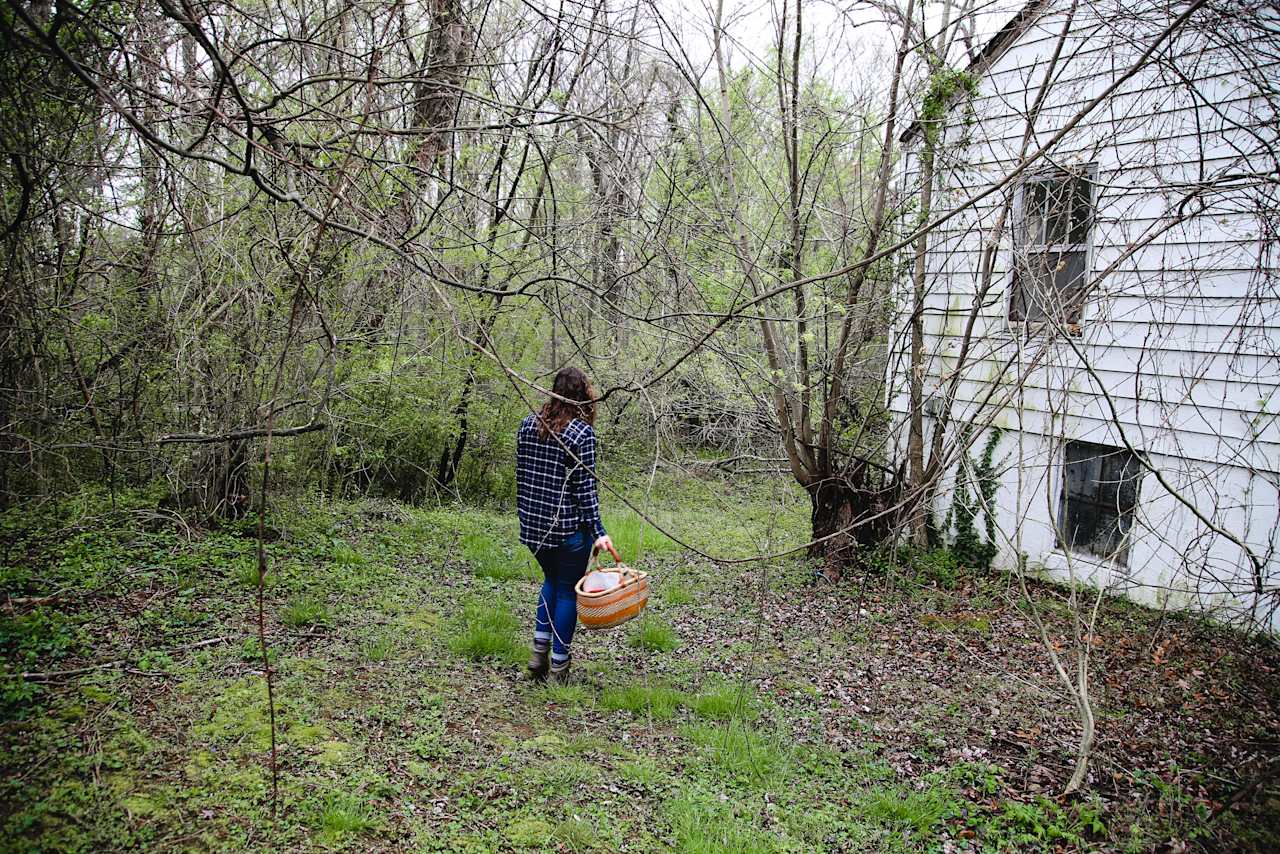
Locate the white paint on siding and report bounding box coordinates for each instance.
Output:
[891,0,1280,629]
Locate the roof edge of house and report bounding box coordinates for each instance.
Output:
[899,0,1053,145]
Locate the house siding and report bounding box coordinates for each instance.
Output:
[891,0,1280,628]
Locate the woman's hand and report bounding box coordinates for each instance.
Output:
[593,535,621,563]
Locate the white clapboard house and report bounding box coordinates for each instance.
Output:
[891,0,1279,629]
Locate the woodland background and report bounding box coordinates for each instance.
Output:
[1,0,1278,851]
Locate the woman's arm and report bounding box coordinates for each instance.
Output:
[569,427,617,558]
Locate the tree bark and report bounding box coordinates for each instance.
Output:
[807,470,898,562]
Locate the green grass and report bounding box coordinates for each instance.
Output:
[330,540,366,567]
[233,560,263,588]
[552,815,603,852]
[361,631,397,662]
[680,722,789,783]
[505,816,554,847]
[666,791,780,853]
[281,594,329,628]
[618,757,668,789]
[448,603,523,664]
[660,579,695,606]
[627,616,679,652]
[0,484,1259,853]
[527,758,597,798]
[462,531,538,581]
[536,682,593,708]
[603,510,680,563]
[861,785,956,837]
[600,682,685,720]
[690,681,756,721]
[316,792,378,841]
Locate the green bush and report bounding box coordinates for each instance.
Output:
[912,548,961,589]
[309,354,523,504]
[0,610,80,668]
[941,427,1002,571]
[980,795,1107,848]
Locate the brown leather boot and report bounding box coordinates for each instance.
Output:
[527,642,549,680]
[549,654,573,684]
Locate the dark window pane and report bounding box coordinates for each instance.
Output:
[1043,179,1075,244]
[1010,251,1050,322]
[1024,172,1093,246]
[1058,441,1143,565]
[1011,167,1095,328]
[1090,512,1128,560]
[1023,182,1050,244]
[1063,446,1102,499]
[1068,176,1094,244]
[1052,251,1088,323]
[1114,454,1143,508]
[1010,251,1088,325]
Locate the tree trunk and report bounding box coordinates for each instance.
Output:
[807,472,898,563]
[809,479,859,561]
[906,135,936,546]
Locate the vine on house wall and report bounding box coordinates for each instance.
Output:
[937,427,1003,571]
[920,68,979,148]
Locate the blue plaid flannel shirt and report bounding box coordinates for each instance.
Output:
[515,414,607,552]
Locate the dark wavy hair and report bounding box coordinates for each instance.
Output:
[538,366,596,439]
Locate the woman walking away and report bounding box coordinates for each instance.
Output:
[516,367,618,683]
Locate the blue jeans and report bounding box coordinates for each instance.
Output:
[531,529,592,659]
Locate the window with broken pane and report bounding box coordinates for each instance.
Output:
[1009,166,1096,326]
[1057,440,1143,565]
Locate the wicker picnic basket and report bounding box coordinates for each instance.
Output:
[575,557,649,630]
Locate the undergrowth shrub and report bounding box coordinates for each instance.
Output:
[909,548,962,589]
[933,427,1002,571]
[980,796,1107,848]
[301,355,522,505]
[0,610,81,716]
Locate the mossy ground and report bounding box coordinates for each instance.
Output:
[1,472,1277,851]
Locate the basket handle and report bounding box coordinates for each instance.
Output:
[593,541,623,567]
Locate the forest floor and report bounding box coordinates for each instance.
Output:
[1,470,1278,852]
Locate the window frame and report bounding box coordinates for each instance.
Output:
[1006,162,1098,333]
[1055,439,1143,567]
